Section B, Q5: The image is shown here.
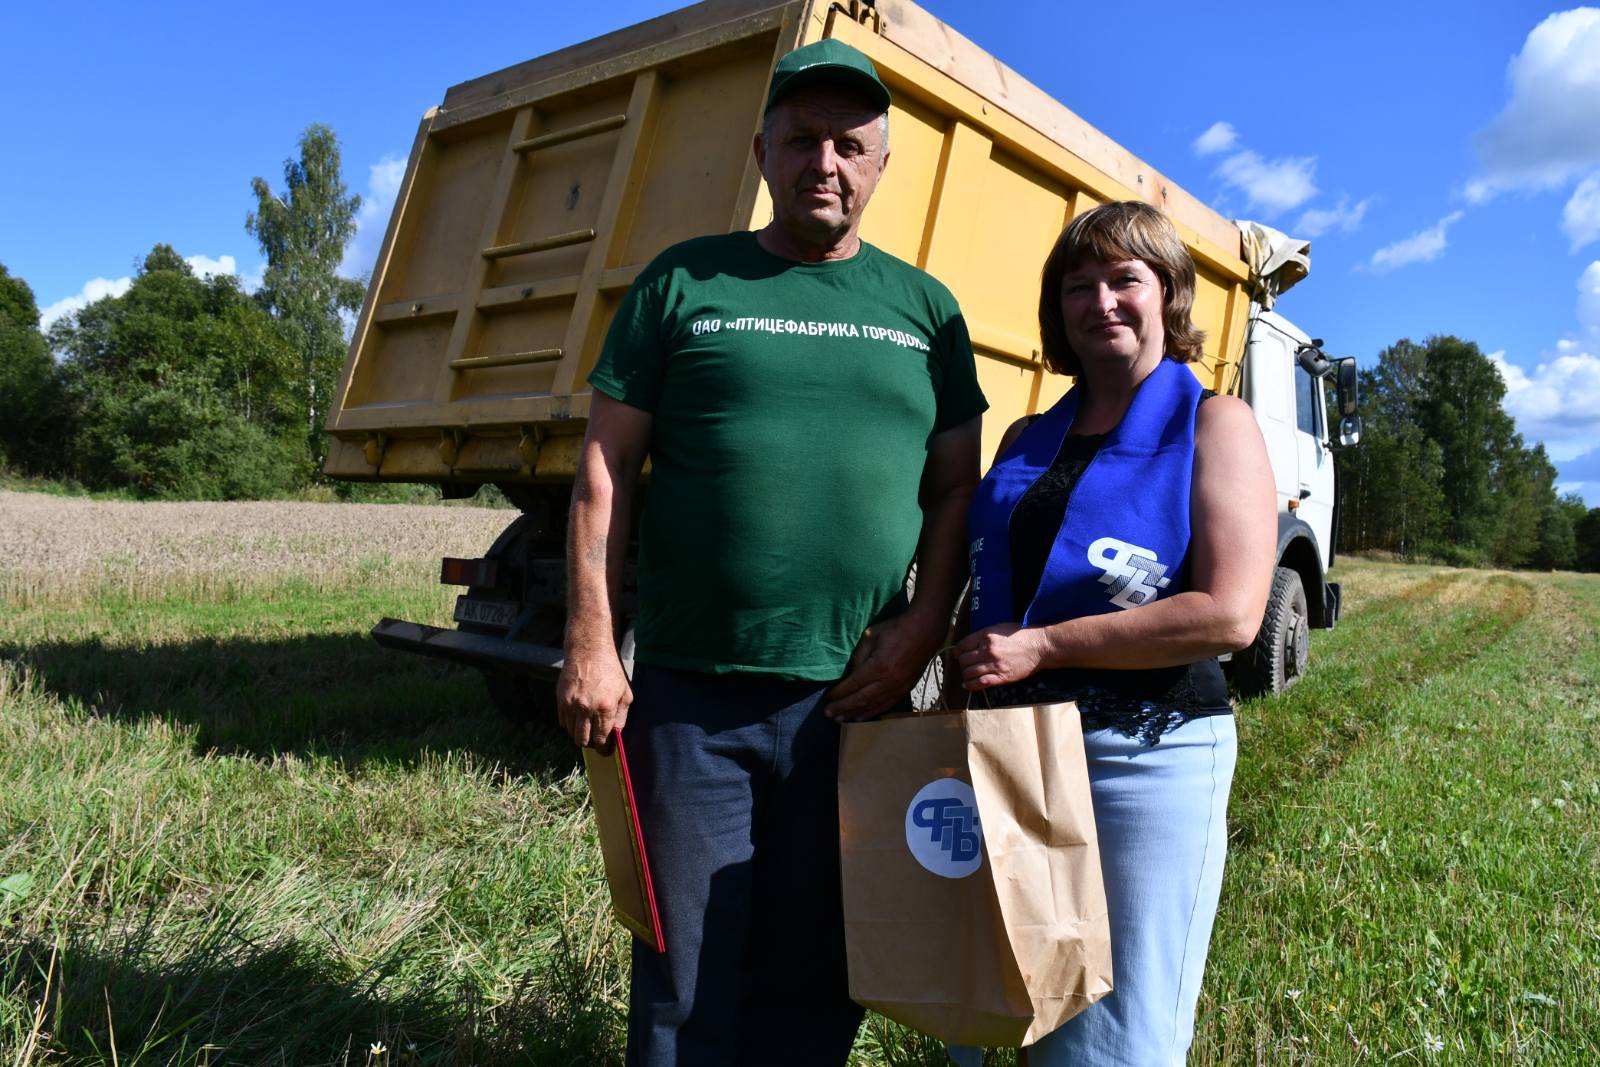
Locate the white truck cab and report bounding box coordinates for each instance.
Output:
[1230,304,1361,694]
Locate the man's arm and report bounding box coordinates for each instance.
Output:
[825,414,982,720]
[557,392,653,748]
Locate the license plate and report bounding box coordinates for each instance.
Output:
[453,596,520,629]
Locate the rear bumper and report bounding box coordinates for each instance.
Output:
[371,617,563,678]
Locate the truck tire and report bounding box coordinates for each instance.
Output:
[446,509,564,724]
[466,600,565,723]
[1233,566,1309,698]
[480,670,557,724]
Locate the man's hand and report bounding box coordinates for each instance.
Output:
[557,649,633,749]
[955,622,1043,690]
[825,610,946,721]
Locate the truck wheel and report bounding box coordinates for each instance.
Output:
[480,671,557,724]
[467,604,565,723]
[1234,566,1309,698]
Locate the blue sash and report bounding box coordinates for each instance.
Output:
[968,357,1202,631]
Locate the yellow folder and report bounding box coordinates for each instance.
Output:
[582,731,665,953]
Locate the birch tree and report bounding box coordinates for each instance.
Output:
[247,124,363,470]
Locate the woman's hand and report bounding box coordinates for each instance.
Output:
[955,622,1046,690]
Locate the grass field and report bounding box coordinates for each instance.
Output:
[1,490,1596,1064]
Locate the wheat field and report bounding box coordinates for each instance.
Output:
[0,490,511,605]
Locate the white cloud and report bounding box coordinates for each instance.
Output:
[185,252,265,293]
[1470,7,1600,199]
[1295,195,1374,238]
[237,261,266,295]
[1491,349,1600,446]
[340,154,406,280]
[1492,351,1600,496]
[1489,263,1600,504]
[1213,149,1318,217]
[1192,121,1238,157]
[184,253,238,279]
[39,275,133,331]
[1368,211,1465,272]
[1565,173,1600,250]
[39,251,263,331]
[1462,178,1496,206]
[1488,348,1525,388]
[1580,260,1600,338]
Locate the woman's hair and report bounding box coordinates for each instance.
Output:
[1037,200,1206,374]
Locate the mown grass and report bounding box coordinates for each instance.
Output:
[1,543,1596,1064]
[1194,562,1599,1065]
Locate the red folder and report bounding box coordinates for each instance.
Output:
[582,731,665,953]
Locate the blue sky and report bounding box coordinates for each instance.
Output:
[4,1,1598,502]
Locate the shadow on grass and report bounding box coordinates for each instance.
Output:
[1,632,581,779]
[1,914,620,1066]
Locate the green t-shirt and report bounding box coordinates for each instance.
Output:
[588,231,987,679]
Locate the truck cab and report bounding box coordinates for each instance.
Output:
[1231,307,1359,695]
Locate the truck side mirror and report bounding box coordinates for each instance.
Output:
[1335,357,1359,418]
[1338,414,1362,448]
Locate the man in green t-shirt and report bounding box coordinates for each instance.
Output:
[557,39,986,1066]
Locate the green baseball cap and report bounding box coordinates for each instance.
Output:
[764,39,892,114]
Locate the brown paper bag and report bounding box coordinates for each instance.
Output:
[838,701,1112,1047]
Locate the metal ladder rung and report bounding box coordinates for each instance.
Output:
[482,229,596,259]
[512,114,628,154]
[450,349,563,371]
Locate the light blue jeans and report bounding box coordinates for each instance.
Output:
[950,714,1237,1067]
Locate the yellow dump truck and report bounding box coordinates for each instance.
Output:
[325,0,1361,709]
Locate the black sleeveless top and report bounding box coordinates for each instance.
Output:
[984,392,1232,745]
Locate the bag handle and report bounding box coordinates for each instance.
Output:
[917,646,993,714]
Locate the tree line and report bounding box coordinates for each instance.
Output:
[0,125,362,500]
[1335,334,1600,571]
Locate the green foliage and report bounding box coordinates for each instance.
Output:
[0,467,131,499]
[1337,340,1447,556]
[0,263,67,474]
[48,244,304,499]
[247,124,364,469]
[1338,420,1446,557]
[71,371,300,499]
[1338,335,1585,570]
[0,263,42,328]
[1576,507,1600,572]
[1490,442,1556,569]
[27,125,374,500]
[1411,336,1516,548]
[1530,492,1584,572]
[1417,539,1492,570]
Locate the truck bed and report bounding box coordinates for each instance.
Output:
[324,0,1254,485]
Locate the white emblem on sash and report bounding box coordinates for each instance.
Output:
[1087,536,1171,609]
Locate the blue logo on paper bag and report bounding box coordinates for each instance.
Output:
[905,779,983,878]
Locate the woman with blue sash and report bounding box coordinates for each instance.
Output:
[949,202,1276,1067]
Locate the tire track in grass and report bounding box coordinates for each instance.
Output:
[1230,570,1535,847]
